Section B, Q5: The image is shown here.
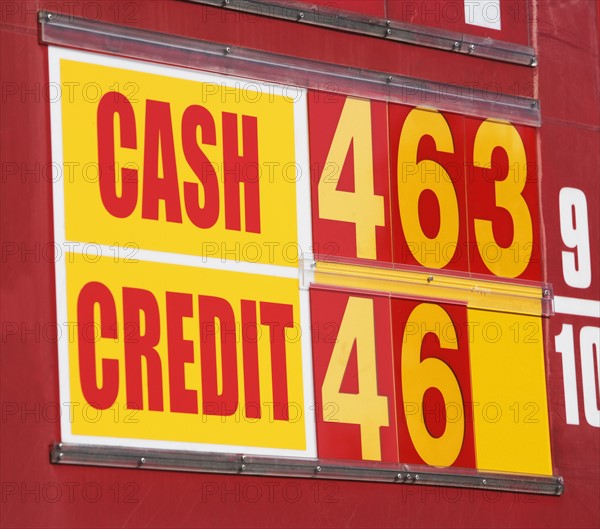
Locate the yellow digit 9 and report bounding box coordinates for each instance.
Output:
[318,98,385,260]
[402,303,464,466]
[397,108,460,268]
[473,120,533,278]
[322,296,389,460]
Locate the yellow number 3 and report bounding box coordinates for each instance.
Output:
[473,120,533,278]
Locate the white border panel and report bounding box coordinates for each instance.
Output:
[49,46,316,458]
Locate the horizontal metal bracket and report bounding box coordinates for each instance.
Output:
[51,443,563,495]
[300,257,554,317]
[185,0,537,67]
[38,11,540,126]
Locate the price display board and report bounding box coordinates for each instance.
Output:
[50,46,553,478]
[308,94,550,476]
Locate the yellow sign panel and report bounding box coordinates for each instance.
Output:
[59,55,301,266]
[66,252,307,451]
[468,309,552,475]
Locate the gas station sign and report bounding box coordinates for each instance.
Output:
[50,45,553,478]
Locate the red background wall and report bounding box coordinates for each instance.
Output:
[1,1,598,527]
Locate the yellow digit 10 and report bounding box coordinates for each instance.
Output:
[318,98,385,260]
[321,296,389,460]
[401,303,464,466]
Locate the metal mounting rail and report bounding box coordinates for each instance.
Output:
[51,443,563,495]
[38,11,540,126]
[185,0,537,66]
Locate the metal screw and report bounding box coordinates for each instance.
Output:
[386,20,391,26]
[224,47,231,54]
[58,452,64,459]
[241,464,246,471]
[468,44,476,53]
[415,474,420,481]
[453,41,460,50]
[140,457,146,464]
[385,28,392,36]
[58,443,63,449]
[46,12,54,20]
[427,275,434,283]
[543,289,549,296]
[316,466,322,472]
[396,473,403,481]
[482,479,487,485]
[558,477,564,484]
[223,0,230,5]
[297,12,304,20]
[531,101,539,109]
[530,56,538,67]
[406,473,412,480]
[241,455,247,461]
[386,76,393,83]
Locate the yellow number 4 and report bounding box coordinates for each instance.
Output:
[318,98,385,260]
[322,296,389,460]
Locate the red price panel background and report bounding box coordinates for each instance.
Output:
[388,105,469,272]
[391,297,476,469]
[388,104,541,280]
[308,93,392,264]
[310,287,398,462]
[308,91,552,476]
[310,284,550,473]
[310,95,541,283]
[464,116,541,280]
